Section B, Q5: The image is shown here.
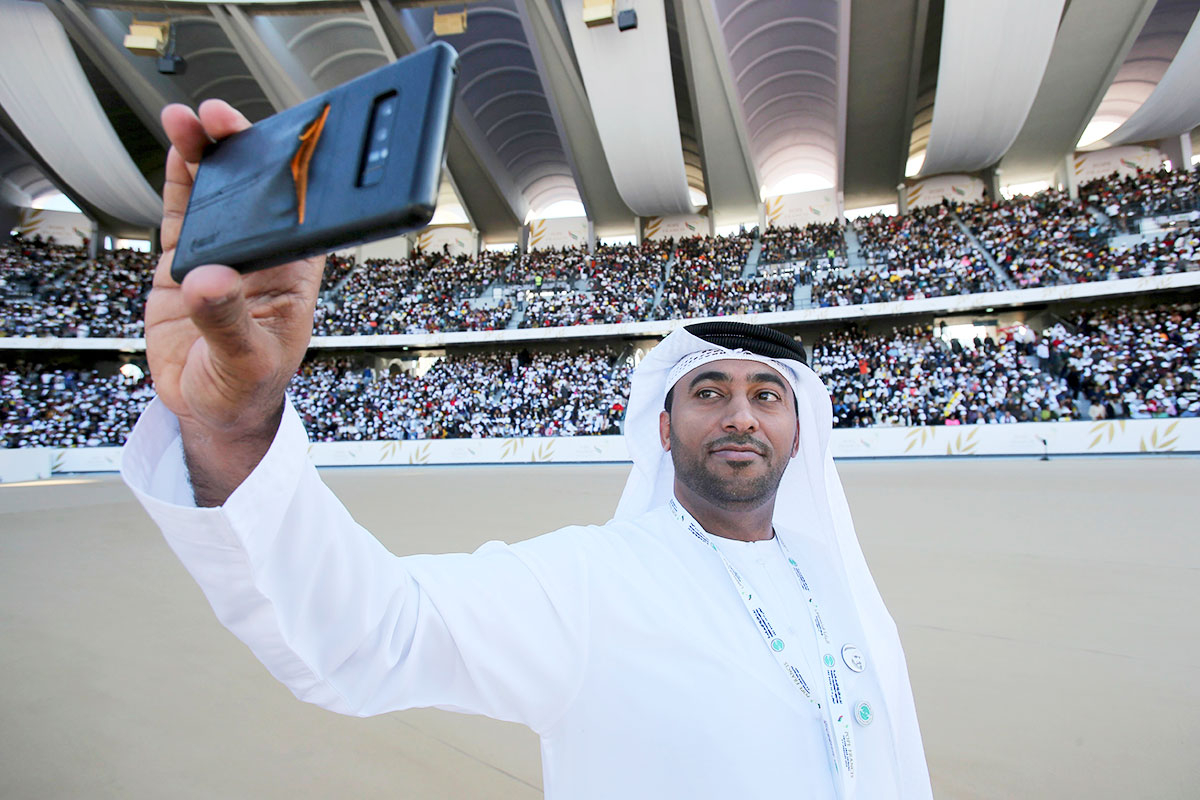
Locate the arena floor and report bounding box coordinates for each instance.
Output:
[1,455,1197,799]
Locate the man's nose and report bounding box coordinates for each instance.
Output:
[722,394,759,432]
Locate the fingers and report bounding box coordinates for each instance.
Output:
[161,99,250,163]
[180,265,261,362]
[197,98,252,142]
[157,100,252,285]
[159,147,193,262]
[161,103,209,164]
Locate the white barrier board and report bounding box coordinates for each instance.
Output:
[5,419,1194,479]
[0,448,53,482]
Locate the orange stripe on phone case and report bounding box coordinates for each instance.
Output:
[290,104,331,225]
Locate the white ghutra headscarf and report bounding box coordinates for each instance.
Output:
[615,323,933,799]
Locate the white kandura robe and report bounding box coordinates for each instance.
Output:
[122,397,927,798]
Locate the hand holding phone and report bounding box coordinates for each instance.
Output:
[171,42,458,281]
[144,43,459,505]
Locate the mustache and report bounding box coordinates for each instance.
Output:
[706,434,769,456]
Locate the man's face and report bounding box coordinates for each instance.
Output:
[659,359,800,510]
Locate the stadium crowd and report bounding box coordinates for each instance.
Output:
[814,205,1000,306]
[289,348,630,440]
[1,361,154,448]
[516,241,668,328]
[759,221,845,265]
[658,232,770,318]
[1,240,153,337]
[960,189,1199,288]
[312,249,513,335]
[4,301,1195,447]
[1082,165,1199,231]
[814,301,1198,427]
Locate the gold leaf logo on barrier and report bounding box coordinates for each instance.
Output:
[499,438,523,460]
[16,207,46,236]
[945,427,980,455]
[407,442,431,464]
[378,441,402,462]
[766,197,783,225]
[903,428,935,453]
[644,217,663,239]
[1086,420,1126,450]
[1139,421,1180,453]
[531,440,556,463]
[528,219,547,247]
[50,452,64,473]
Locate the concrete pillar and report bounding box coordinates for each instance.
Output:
[87,220,102,258]
[1062,154,1079,199]
[982,167,1002,204]
[586,220,596,253]
[0,202,18,238]
[756,203,766,233]
[634,217,644,246]
[896,183,909,215]
[1157,133,1193,171]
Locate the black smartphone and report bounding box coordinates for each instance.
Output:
[171,42,458,282]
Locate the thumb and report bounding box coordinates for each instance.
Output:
[180,265,259,361]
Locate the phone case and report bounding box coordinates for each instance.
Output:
[171,42,458,282]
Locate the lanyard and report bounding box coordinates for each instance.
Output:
[669,498,857,800]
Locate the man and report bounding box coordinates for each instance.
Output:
[122,100,931,798]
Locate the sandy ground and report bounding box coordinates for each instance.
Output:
[1,456,1197,799]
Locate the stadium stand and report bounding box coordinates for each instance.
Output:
[4,173,1198,339]
[4,300,1195,447]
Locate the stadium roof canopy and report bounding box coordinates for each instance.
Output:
[2,0,1199,240]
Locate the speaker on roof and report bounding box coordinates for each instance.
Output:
[433,9,467,36]
[617,8,638,30]
[583,0,615,26]
[123,19,168,57]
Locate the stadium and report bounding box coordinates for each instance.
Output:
[0,0,1198,797]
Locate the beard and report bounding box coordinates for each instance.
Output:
[669,429,788,510]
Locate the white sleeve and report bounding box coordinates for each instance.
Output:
[120,398,591,734]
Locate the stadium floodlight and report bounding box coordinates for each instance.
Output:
[433,9,467,36]
[583,0,615,26]
[123,19,168,56]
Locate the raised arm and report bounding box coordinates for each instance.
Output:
[126,100,589,735]
[148,100,324,506]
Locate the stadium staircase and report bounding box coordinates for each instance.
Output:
[649,253,675,315]
[1085,204,1115,230]
[949,211,1018,290]
[843,224,868,271]
[742,238,763,278]
[793,280,813,309]
[323,260,362,300]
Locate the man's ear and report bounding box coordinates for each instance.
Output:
[659,410,671,451]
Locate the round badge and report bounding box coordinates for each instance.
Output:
[770,638,785,652]
[841,643,866,673]
[822,653,836,668]
[854,701,873,726]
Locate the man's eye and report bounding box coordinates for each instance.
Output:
[696,388,720,399]
[757,391,781,401]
